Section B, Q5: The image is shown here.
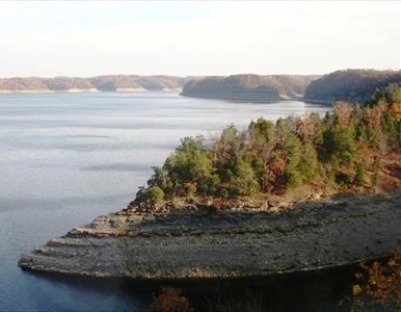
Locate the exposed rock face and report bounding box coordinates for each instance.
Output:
[180,74,320,102]
[304,69,401,104]
[19,190,401,279]
[0,75,189,93]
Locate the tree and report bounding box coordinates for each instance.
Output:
[323,123,356,166]
[214,124,240,164]
[136,186,165,204]
[298,142,318,183]
[228,156,259,196]
[283,132,303,188]
[247,118,276,191]
[355,162,365,186]
[350,251,401,311]
[295,112,323,145]
[163,136,218,196]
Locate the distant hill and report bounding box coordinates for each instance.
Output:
[304,69,401,104]
[0,75,188,93]
[180,74,320,102]
[3,70,399,103]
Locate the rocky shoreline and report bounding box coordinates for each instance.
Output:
[18,189,401,280]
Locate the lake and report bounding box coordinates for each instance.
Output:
[0,92,332,311]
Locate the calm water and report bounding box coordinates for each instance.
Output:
[0,93,331,311]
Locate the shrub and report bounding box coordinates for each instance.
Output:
[150,288,191,312]
[136,186,164,204]
[348,251,401,311]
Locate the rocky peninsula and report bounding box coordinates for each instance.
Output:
[19,190,401,279]
[19,80,401,280]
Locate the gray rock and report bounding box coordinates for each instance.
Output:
[19,190,401,280]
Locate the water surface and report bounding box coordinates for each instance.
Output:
[0,93,331,311]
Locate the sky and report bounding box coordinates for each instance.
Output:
[0,1,400,77]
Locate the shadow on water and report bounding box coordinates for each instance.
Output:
[24,263,361,312]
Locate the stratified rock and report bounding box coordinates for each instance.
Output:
[19,190,401,279]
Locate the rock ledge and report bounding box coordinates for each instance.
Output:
[19,190,401,279]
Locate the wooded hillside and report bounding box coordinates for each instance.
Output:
[137,83,401,208]
[181,74,319,102]
[304,69,401,104]
[0,75,187,92]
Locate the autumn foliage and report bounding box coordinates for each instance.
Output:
[150,288,191,312]
[349,251,401,311]
[137,83,401,206]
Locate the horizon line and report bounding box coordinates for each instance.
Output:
[0,68,400,80]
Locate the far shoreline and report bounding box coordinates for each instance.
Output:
[0,88,183,95]
[0,91,335,107]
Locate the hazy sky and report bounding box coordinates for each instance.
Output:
[0,1,399,77]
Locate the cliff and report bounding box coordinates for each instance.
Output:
[180,74,320,102]
[0,75,188,93]
[304,69,401,104]
[19,190,401,279]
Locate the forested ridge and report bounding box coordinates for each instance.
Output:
[137,83,401,208]
[181,74,318,102]
[304,69,401,104]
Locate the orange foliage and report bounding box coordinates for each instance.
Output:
[353,251,401,310]
[150,288,191,312]
[390,102,401,122]
[334,102,355,127]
